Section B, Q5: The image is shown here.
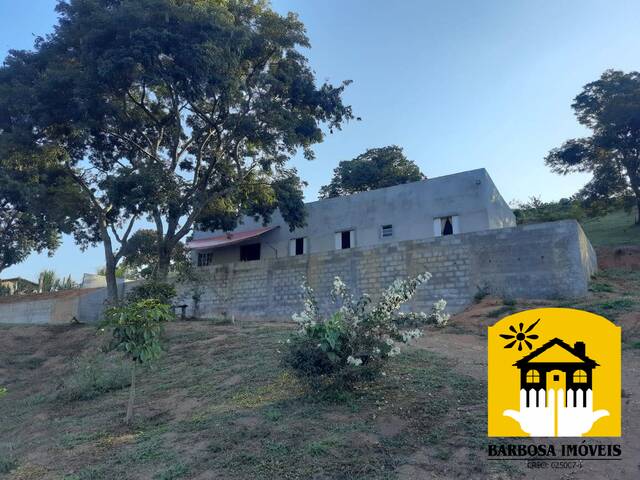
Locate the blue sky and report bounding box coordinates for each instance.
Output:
[2,0,640,282]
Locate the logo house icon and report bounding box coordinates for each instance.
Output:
[488,308,621,437]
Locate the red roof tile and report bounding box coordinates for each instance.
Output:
[186,226,279,250]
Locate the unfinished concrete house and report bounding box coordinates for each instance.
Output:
[180,168,596,321]
[187,169,516,266]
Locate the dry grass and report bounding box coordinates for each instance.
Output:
[0,268,638,479]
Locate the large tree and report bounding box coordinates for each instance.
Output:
[0,153,81,276]
[546,70,640,223]
[319,145,424,199]
[119,229,189,279]
[0,0,352,302]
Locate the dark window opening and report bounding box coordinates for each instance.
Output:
[341,231,351,249]
[381,224,393,237]
[197,252,213,267]
[442,217,453,236]
[240,243,261,261]
[295,238,304,255]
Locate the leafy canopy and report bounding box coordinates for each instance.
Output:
[0,0,353,295]
[119,229,189,279]
[319,145,424,199]
[545,70,640,222]
[0,154,83,274]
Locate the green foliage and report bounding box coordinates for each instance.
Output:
[126,281,176,304]
[283,274,447,391]
[120,230,190,279]
[103,299,174,364]
[319,145,424,198]
[0,0,352,293]
[581,209,640,246]
[38,269,78,292]
[0,386,6,398]
[512,196,586,225]
[57,353,131,402]
[545,70,640,224]
[474,284,491,303]
[96,265,130,279]
[0,156,81,274]
[153,463,189,480]
[0,454,17,474]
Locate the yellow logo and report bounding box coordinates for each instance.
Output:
[488,308,621,437]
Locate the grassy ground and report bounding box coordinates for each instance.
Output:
[580,209,640,246]
[0,243,638,479]
[0,321,515,480]
[2,263,637,480]
[456,268,640,347]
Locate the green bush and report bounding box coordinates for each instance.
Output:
[474,284,491,303]
[283,274,448,391]
[126,280,176,304]
[57,353,131,402]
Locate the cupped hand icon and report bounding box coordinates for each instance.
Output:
[503,388,609,437]
[503,388,555,437]
[557,388,609,437]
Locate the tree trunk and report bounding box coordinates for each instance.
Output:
[156,247,171,281]
[125,363,136,425]
[102,232,120,304]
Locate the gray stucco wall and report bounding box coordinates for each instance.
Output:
[191,168,516,265]
[177,219,596,322]
[0,283,131,325]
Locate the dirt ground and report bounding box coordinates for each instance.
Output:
[595,246,640,270]
[0,268,638,479]
[416,299,640,480]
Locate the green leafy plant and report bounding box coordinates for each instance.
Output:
[126,281,176,304]
[103,299,174,424]
[474,283,491,303]
[283,274,448,391]
[0,386,7,398]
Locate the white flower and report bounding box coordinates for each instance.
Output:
[347,355,363,366]
[388,346,401,357]
[401,328,423,342]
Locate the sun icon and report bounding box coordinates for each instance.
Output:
[500,318,540,351]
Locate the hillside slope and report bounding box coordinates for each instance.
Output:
[580,209,639,247]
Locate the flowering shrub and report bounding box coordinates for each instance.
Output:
[283,273,448,390]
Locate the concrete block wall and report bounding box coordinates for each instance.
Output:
[176,219,597,322]
[0,283,131,325]
[0,220,596,325]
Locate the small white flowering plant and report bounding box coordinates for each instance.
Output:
[282,273,449,390]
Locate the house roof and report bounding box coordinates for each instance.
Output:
[185,226,279,251]
[0,277,38,287]
[513,337,599,368]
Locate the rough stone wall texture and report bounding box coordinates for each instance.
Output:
[0,220,596,325]
[176,220,597,322]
